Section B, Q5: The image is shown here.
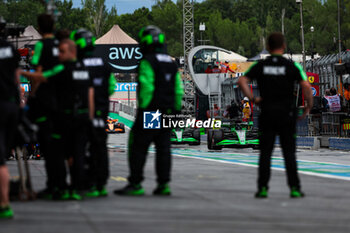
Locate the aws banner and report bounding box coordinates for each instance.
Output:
[93,44,142,73]
[115,83,138,92]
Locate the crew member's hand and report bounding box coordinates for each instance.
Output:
[20,71,47,83]
[298,106,311,121]
[253,96,262,105]
[20,70,47,96]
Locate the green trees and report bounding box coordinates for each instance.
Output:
[150,0,183,56]
[1,0,349,58]
[55,0,89,31]
[193,0,349,57]
[117,7,151,40]
[1,0,45,27]
[342,0,350,50]
[82,0,108,37]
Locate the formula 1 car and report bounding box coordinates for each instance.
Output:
[171,128,201,145]
[207,119,259,150]
[106,117,125,133]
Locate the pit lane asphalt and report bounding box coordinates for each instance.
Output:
[3,129,350,233]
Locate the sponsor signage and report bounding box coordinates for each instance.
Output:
[93,44,142,73]
[306,72,319,97]
[311,87,317,96]
[20,83,30,92]
[324,95,341,112]
[342,118,350,130]
[115,82,138,92]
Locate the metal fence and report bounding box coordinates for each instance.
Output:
[108,100,350,138]
[109,100,137,118]
[306,50,350,96]
[304,51,350,137]
[296,112,350,137]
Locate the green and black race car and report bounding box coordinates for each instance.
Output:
[171,128,201,145]
[207,119,259,150]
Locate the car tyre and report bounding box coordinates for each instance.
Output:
[207,129,223,150]
[189,128,201,145]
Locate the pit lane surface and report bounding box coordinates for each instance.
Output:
[4,129,350,233]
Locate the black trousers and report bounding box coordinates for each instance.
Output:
[37,120,54,189]
[26,97,54,190]
[88,116,109,190]
[0,101,18,166]
[69,116,90,190]
[49,113,72,190]
[258,110,300,190]
[50,114,90,191]
[128,116,171,185]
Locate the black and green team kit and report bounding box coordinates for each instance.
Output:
[127,52,184,187]
[244,54,307,112]
[137,53,183,112]
[29,37,59,122]
[42,61,91,115]
[0,38,20,169]
[42,59,115,116]
[0,38,20,104]
[31,37,59,70]
[244,54,307,193]
[82,57,116,116]
[41,60,93,193]
[81,56,116,195]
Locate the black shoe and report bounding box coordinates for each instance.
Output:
[52,189,70,201]
[153,183,171,196]
[255,187,268,198]
[114,184,145,196]
[290,187,305,198]
[0,206,14,219]
[36,188,53,200]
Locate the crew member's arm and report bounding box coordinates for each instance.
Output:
[174,72,184,111]
[294,62,313,119]
[299,80,313,119]
[31,41,44,72]
[238,61,261,104]
[12,46,22,106]
[138,60,155,109]
[238,76,253,100]
[20,70,46,82]
[88,87,95,120]
[15,68,23,107]
[21,64,64,82]
[15,68,21,85]
[238,76,262,104]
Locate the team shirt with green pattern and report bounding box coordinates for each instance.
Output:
[0,39,20,103]
[42,61,92,116]
[31,38,59,71]
[244,55,307,110]
[29,37,60,117]
[82,57,116,116]
[137,53,184,112]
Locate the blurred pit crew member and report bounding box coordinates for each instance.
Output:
[21,39,94,200]
[70,29,116,197]
[21,14,59,199]
[114,25,184,196]
[0,16,20,219]
[238,32,313,198]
